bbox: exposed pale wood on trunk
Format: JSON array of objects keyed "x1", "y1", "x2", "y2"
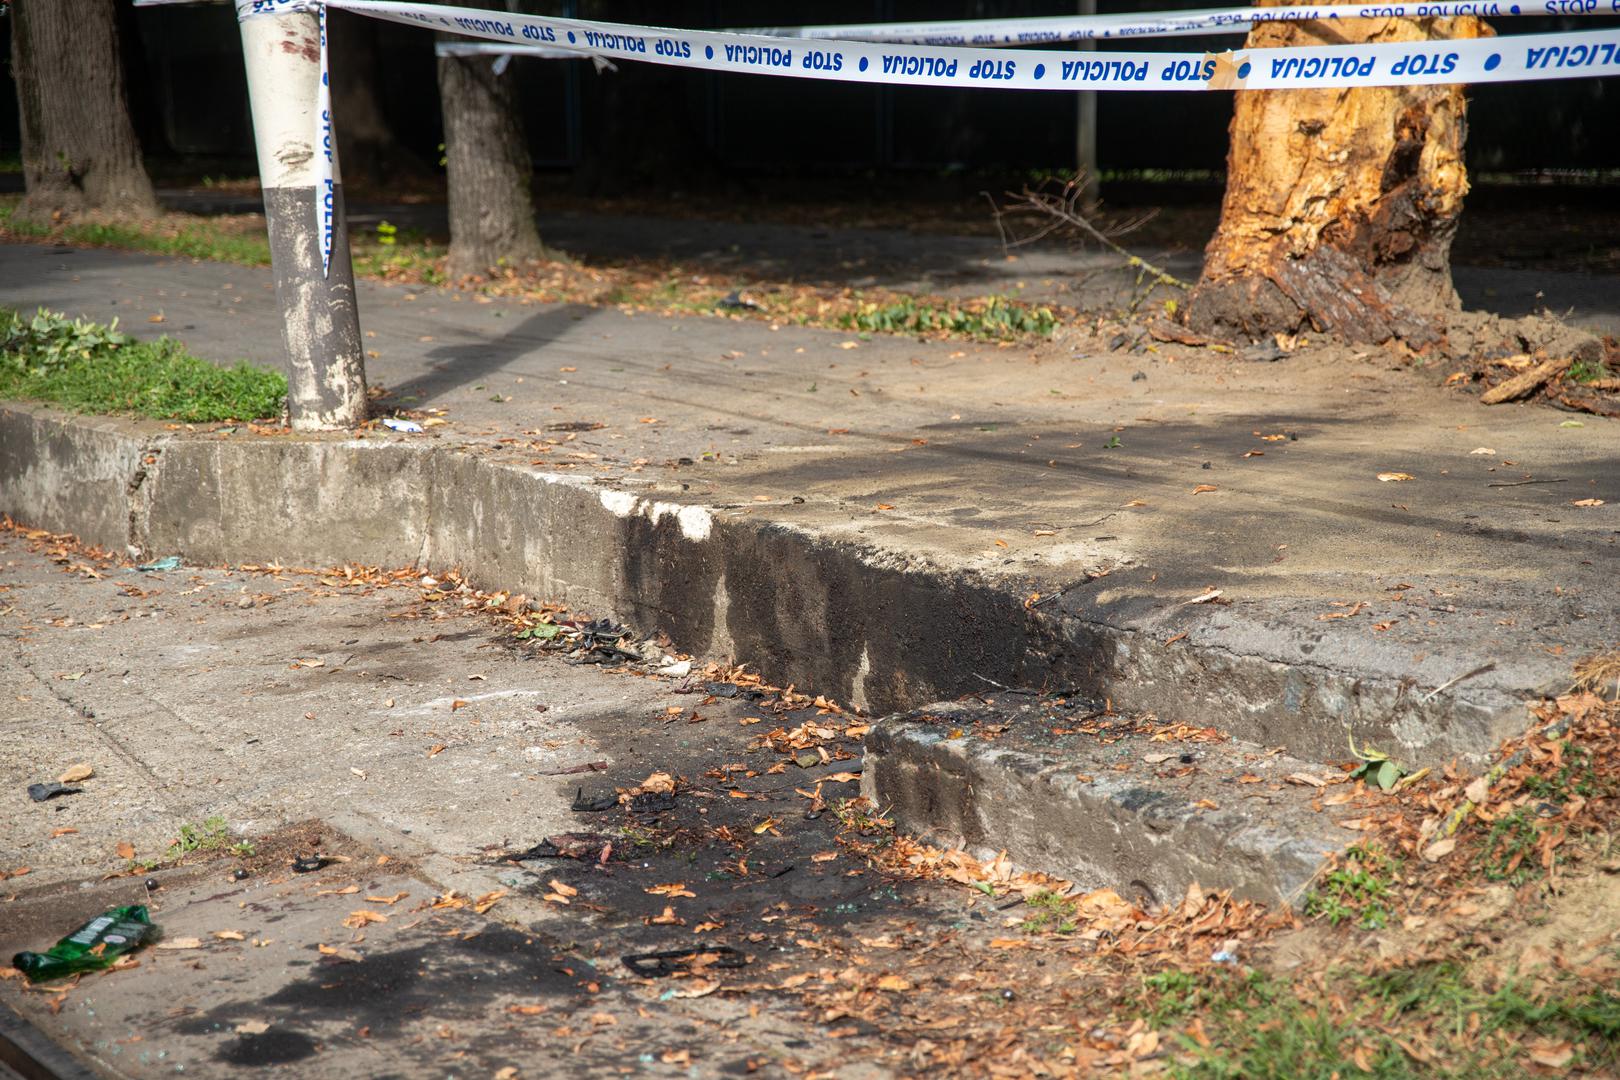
[{"x1": 1186, "y1": 4, "x2": 1491, "y2": 347}]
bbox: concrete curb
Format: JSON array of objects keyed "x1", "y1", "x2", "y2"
[
  {"x1": 1, "y1": 403, "x2": 1532, "y2": 765},
  {"x1": 862, "y1": 700, "x2": 1353, "y2": 906}
]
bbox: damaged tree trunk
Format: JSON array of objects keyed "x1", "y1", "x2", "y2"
[{"x1": 1184, "y1": 8, "x2": 1491, "y2": 348}]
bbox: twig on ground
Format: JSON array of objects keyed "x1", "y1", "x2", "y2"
[
  {"x1": 988, "y1": 180, "x2": 1191, "y2": 306},
  {"x1": 1487, "y1": 478, "x2": 1569, "y2": 488},
  {"x1": 1419, "y1": 662, "x2": 1497, "y2": 704}
]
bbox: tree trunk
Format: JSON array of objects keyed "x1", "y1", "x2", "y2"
[
  {"x1": 436, "y1": 4, "x2": 542, "y2": 281},
  {"x1": 10, "y1": 0, "x2": 158, "y2": 221},
  {"x1": 328, "y1": 11, "x2": 431, "y2": 191},
  {"x1": 1185, "y1": 9, "x2": 1491, "y2": 348}
]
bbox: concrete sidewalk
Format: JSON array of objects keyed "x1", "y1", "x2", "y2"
[
  {"x1": 156, "y1": 189, "x2": 1620, "y2": 333},
  {"x1": 1, "y1": 240, "x2": 1617, "y2": 905}
]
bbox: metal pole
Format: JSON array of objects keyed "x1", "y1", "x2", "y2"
[
  {"x1": 239, "y1": 8, "x2": 368, "y2": 430},
  {"x1": 1076, "y1": 0, "x2": 1100, "y2": 208}
]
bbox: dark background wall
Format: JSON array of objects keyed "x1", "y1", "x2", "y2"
[{"x1": 2, "y1": 3, "x2": 1614, "y2": 184}]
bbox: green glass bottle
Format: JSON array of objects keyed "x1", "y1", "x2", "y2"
[{"x1": 12, "y1": 905, "x2": 154, "y2": 983}]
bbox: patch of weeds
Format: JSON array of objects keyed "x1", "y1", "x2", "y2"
[
  {"x1": 230, "y1": 840, "x2": 257, "y2": 858},
  {"x1": 1478, "y1": 806, "x2": 1545, "y2": 884},
  {"x1": 832, "y1": 797, "x2": 892, "y2": 835},
  {"x1": 351, "y1": 228, "x2": 448, "y2": 286},
  {"x1": 840, "y1": 296, "x2": 1057, "y2": 340},
  {"x1": 0, "y1": 307, "x2": 285, "y2": 421},
  {"x1": 1303, "y1": 843, "x2": 1399, "y2": 930},
  {"x1": 1019, "y1": 889, "x2": 1078, "y2": 935},
  {"x1": 1359, "y1": 960, "x2": 1620, "y2": 1071},
  {"x1": 1569, "y1": 358, "x2": 1613, "y2": 384},
  {"x1": 1521, "y1": 741, "x2": 1601, "y2": 801},
  {"x1": 165, "y1": 815, "x2": 233, "y2": 860}
]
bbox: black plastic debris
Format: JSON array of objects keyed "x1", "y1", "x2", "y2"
[
  {"x1": 27, "y1": 782, "x2": 81, "y2": 802},
  {"x1": 514, "y1": 832, "x2": 616, "y2": 862},
  {"x1": 622, "y1": 946, "x2": 747, "y2": 978},
  {"x1": 717, "y1": 290, "x2": 763, "y2": 312},
  {"x1": 290, "y1": 856, "x2": 328, "y2": 873},
  {"x1": 628, "y1": 791, "x2": 677, "y2": 815},
  {"x1": 571, "y1": 787, "x2": 618, "y2": 813},
  {"x1": 706, "y1": 682, "x2": 740, "y2": 699}
]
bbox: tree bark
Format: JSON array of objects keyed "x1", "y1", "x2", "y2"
[
  {"x1": 328, "y1": 11, "x2": 432, "y2": 190},
  {"x1": 10, "y1": 0, "x2": 158, "y2": 221},
  {"x1": 1185, "y1": 8, "x2": 1491, "y2": 348},
  {"x1": 436, "y1": 3, "x2": 542, "y2": 281}
]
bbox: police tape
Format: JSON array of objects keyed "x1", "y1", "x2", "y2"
[
  {"x1": 172, "y1": 0, "x2": 1620, "y2": 43},
  {"x1": 734, "y1": 0, "x2": 1620, "y2": 45},
  {"x1": 242, "y1": 0, "x2": 1620, "y2": 94},
  {"x1": 229, "y1": 0, "x2": 1620, "y2": 276}
]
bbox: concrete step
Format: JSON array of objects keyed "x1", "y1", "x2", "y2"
[
  {"x1": 862, "y1": 697, "x2": 1361, "y2": 906},
  {"x1": 0, "y1": 404, "x2": 1580, "y2": 772}
]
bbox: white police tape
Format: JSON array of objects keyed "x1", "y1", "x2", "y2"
[
  {"x1": 737, "y1": 1, "x2": 1620, "y2": 45},
  {"x1": 317, "y1": 5, "x2": 335, "y2": 277},
  {"x1": 240, "y1": 0, "x2": 1620, "y2": 94},
  {"x1": 228, "y1": 0, "x2": 1620, "y2": 276}
]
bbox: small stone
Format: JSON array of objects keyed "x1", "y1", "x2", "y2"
[{"x1": 236, "y1": 596, "x2": 255, "y2": 609}]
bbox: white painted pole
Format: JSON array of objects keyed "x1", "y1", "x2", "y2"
[{"x1": 240, "y1": 8, "x2": 369, "y2": 430}]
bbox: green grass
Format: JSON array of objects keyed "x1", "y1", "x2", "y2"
[
  {"x1": 1303, "y1": 843, "x2": 1399, "y2": 930},
  {"x1": 0, "y1": 307, "x2": 285, "y2": 421},
  {"x1": 1127, "y1": 961, "x2": 1620, "y2": 1079},
  {"x1": 165, "y1": 815, "x2": 234, "y2": 860},
  {"x1": 0, "y1": 201, "x2": 272, "y2": 265},
  {"x1": 840, "y1": 295, "x2": 1058, "y2": 339},
  {"x1": 1569, "y1": 358, "x2": 1614, "y2": 384},
  {"x1": 1019, "y1": 889, "x2": 1078, "y2": 935}
]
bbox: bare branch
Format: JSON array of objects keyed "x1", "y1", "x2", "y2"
[{"x1": 989, "y1": 179, "x2": 1191, "y2": 301}]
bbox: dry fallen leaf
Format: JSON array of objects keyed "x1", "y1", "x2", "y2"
[
  {"x1": 1191, "y1": 484, "x2": 1219, "y2": 495},
  {"x1": 1421, "y1": 837, "x2": 1457, "y2": 862},
  {"x1": 1286, "y1": 773, "x2": 1328, "y2": 788},
  {"x1": 342, "y1": 910, "x2": 389, "y2": 929},
  {"x1": 213, "y1": 930, "x2": 247, "y2": 941},
  {"x1": 1377, "y1": 472, "x2": 1415, "y2": 482},
  {"x1": 646, "y1": 882, "x2": 696, "y2": 899},
  {"x1": 365, "y1": 892, "x2": 409, "y2": 905},
  {"x1": 49, "y1": 827, "x2": 77, "y2": 838},
  {"x1": 548, "y1": 880, "x2": 578, "y2": 898},
  {"x1": 317, "y1": 944, "x2": 362, "y2": 963},
  {"x1": 474, "y1": 890, "x2": 507, "y2": 914},
  {"x1": 1572, "y1": 498, "x2": 1605, "y2": 507},
  {"x1": 639, "y1": 771, "x2": 677, "y2": 794},
  {"x1": 875, "y1": 974, "x2": 912, "y2": 992},
  {"x1": 426, "y1": 744, "x2": 447, "y2": 758},
  {"x1": 671, "y1": 978, "x2": 720, "y2": 998},
  {"x1": 58, "y1": 763, "x2": 93, "y2": 783},
  {"x1": 155, "y1": 937, "x2": 204, "y2": 951},
  {"x1": 115, "y1": 841, "x2": 135, "y2": 860},
  {"x1": 235, "y1": 1021, "x2": 270, "y2": 1035}
]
